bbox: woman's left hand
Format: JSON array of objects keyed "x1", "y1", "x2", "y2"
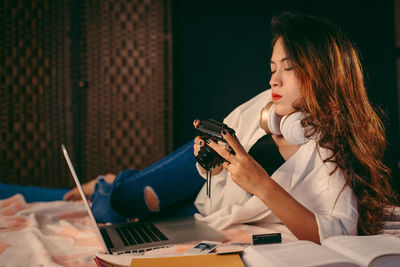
[
  {"x1": 209, "y1": 131, "x2": 320, "y2": 244},
  {"x1": 206, "y1": 130, "x2": 271, "y2": 196}
]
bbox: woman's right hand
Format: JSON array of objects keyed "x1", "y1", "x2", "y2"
[
  {"x1": 193, "y1": 120, "x2": 204, "y2": 157},
  {"x1": 193, "y1": 119, "x2": 223, "y2": 175},
  {"x1": 193, "y1": 136, "x2": 205, "y2": 157}
]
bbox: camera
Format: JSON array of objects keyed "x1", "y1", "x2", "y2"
[{"x1": 195, "y1": 119, "x2": 236, "y2": 171}]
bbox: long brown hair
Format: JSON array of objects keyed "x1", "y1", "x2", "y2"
[{"x1": 271, "y1": 12, "x2": 397, "y2": 234}]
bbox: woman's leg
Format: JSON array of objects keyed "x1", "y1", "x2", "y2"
[
  {"x1": 63, "y1": 173, "x2": 117, "y2": 201},
  {"x1": 109, "y1": 140, "x2": 204, "y2": 219},
  {"x1": 90, "y1": 176, "x2": 130, "y2": 223}
]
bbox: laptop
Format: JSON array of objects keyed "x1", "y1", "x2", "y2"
[{"x1": 61, "y1": 144, "x2": 224, "y2": 255}]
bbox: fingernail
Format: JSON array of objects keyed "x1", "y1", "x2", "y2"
[{"x1": 222, "y1": 129, "x2": 227, "y2": 135}]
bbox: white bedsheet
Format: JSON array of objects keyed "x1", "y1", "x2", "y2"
[
  {"x1": 1, "y1": 194, "x2": 399, "y2": 267},
  {"x1": 0, "y1": 194, "x2": 104, "y2": 267}
]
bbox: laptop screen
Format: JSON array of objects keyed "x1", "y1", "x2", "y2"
[{"x1": 61, "y1": 144, "x2": 108, "y2": 251}]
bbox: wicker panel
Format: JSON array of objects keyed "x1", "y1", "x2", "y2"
[
  {"x1": 0, "y1": 0, "x2": 172, "y2": 187},
  {"x1": 0, "y1": 1, "x2": 74, "y2": 187},
  {"x1": 82, "y1": 0, "x2": 172, "y2": 180}
]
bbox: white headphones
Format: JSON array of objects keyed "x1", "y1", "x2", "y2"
[{"x1": 259, "y1": 101, "x2": 308, "y2": 145}]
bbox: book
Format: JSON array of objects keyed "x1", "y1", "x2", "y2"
[
  {"x1": 94, "y1": 252, "x2": 245, "y2": 267},
  {"x1": 129, "y1": 253, "x2": 244, "y2": 267},
  {"x1": 242, "y1": 235, "x2": 400, "y2": 267}
]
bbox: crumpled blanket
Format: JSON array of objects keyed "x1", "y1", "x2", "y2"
[
  {"x1": 1, "y1": 194, "x2": 399, "y2": 267},
  {"x1": 0, "y1": 194, "x2": 295, "y2": 266},
  {"x1": 0, "y1": 194, "x2": 104, "y2": 267}
]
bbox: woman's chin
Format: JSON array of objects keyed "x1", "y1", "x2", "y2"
[{"x1": 274, "y1": 105, "x2": 294, "y2": 116}]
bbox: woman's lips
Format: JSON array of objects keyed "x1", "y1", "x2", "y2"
[{"x1": 272, "y1": 93, "x2": 282, "y2": 101}]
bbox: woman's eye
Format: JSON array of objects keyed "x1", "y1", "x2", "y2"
[
  {"x1": 284, "y1": 67, "x2": 294, "y2": 71},
  {"x1": 270, "y1": 70, "x2": 276, "y2": 75}
]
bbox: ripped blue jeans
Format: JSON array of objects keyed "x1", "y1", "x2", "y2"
[{"x1": 90, "y1": 140, "x2": 205, "y2": 223}]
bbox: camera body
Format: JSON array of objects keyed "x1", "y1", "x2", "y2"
[{"x1": 195, "y1": 119, "x2": 236, "y2": 171}]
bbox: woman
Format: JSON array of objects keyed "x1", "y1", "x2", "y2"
[
  {"x1": 65, "y1": 12, "x2": 396, "y2": 243},
  {"x1": 193, "y1": 12, "x2": 396, "y2": 243}
]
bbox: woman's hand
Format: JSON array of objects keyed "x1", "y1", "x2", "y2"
[
  {"x1": 205, "y1": 130, "x2": 270, "y2": 196},
  {"x1": 207, "y1": 130, "x2": 320, "y2": 243},
  {"x1": 193, "y1": 119, "x2": 223, "y2": 175},
  {"x1": 193, "y1": 120, "x2": 204, "y2": 157}
]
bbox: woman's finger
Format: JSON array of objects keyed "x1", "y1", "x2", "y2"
[
  {"x1": 221, "y1": 130, "x2": 245, "y2": 154},
  {"x1": 206, "y1": 139, "x2": 233, "y2": 162},
  {"x1": 222, "y1": 161, "x2": 231, "y2": 171},
  {"x1": 194, "y1": 136, "x2": 205, "y2": 146},
  {"x1": 193, "y1": 119, "x2": 200, "y2": 128}
]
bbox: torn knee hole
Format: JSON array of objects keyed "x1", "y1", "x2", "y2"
[{"x1": 144, "y1": 186, "x2": 160, "y2": 212}]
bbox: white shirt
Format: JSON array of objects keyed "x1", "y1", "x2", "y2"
[{"x1": 194, "y1": 89, "x2": 358, "y2": 241}]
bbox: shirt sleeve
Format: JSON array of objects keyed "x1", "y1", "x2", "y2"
[{"x1": 314, "y1": 185, "x2": 358, "y2": 241}]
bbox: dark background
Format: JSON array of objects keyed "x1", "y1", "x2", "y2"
[
  {"x1": 171, "y1": 0, "x2": 400, "y2": 191},
  {"x1": 0, "y1": 0, "x2": 398, "y2": 195}
]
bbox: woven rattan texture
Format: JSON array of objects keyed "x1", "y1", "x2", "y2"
[
  {"x1": 0, "y1": 0, "x2": 172, "y2": 187},
  {"x1": 82, "y1": 0, "x2": 172, "y2": 181},
  {"x1": 0, "y1": 1, "x2": 74, "y2": 187}
]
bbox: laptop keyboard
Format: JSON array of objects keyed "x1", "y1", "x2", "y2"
[
  {"x1": 100, "y1": 228, "x2": 114, "y2": 248},
  {"x1": 115, "y1": 222, "x2": 168, "y2": 246}
]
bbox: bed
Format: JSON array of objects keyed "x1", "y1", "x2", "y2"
[{"x1": 0, "y1": 185, "x2": 399, "y2": 267}]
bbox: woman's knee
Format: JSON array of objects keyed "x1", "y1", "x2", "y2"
[{"x1": 144, "y1": 186, "x2": 160, "y2": 212}]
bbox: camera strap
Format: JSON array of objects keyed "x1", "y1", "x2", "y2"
[{"x1": 206, "y1": 170, "x2": 212, "y2": 198}]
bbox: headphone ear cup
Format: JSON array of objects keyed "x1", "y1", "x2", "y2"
[
  {"x1": 259, "y1": 102, "x2": 282, "y2": 135},
  {"x1": 268, "y1": 104, "x2": 282, "y2": 135},
  {"x1": 280, "y1": 112, "x2": 307, "y2": 145}
]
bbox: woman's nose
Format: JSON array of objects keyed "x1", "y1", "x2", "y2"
[{"x1": 269, "y1": 72, "x2": 281, "y2": 88}]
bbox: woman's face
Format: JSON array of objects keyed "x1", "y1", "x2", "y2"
[{"x1": 269, "y1": 37, "x2": 302, "y2": 116}]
